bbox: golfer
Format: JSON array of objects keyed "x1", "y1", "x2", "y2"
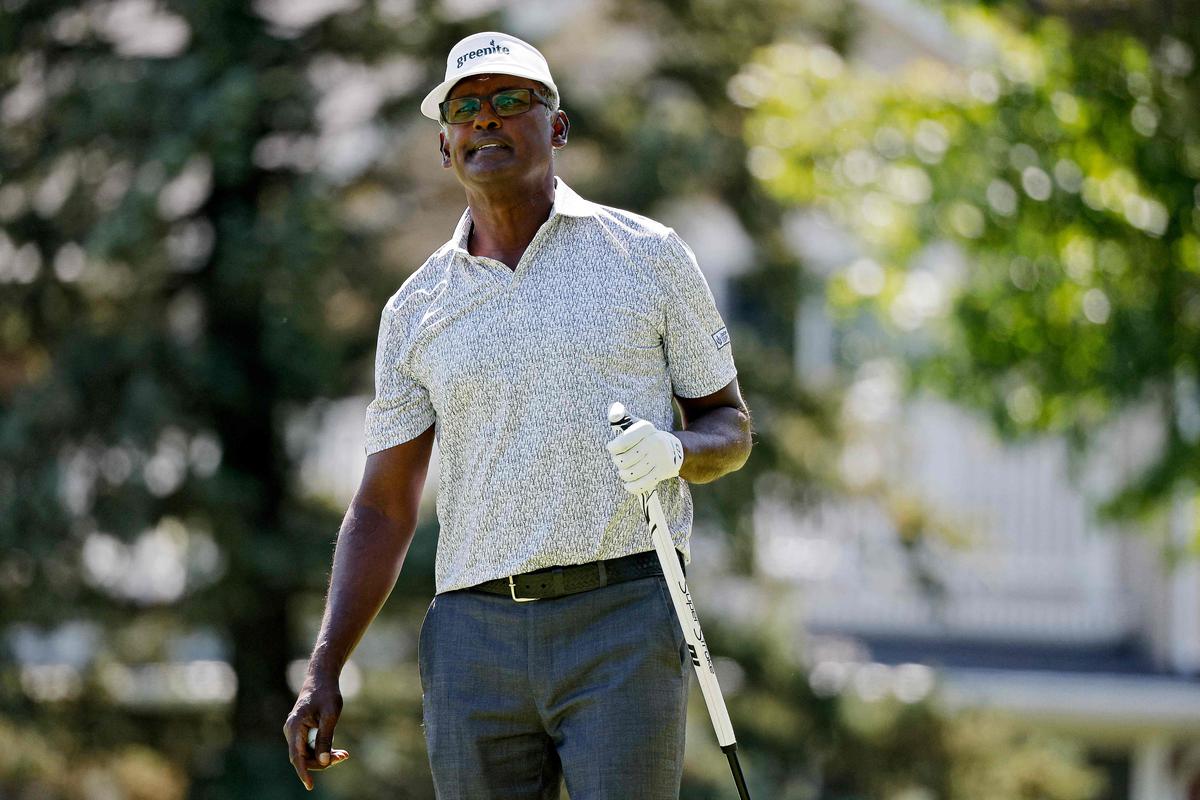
[{"x1": 284, "y1": 31, "x2": 752, "y2": 799}]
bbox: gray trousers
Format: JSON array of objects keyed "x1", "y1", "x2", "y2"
[{"x1": 418, "y1": 574, "x2": 691, "y2": 799}]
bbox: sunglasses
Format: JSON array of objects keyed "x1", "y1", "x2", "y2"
[{"x1": 439, "y1": 88, "x2": 551, "y2": 125}]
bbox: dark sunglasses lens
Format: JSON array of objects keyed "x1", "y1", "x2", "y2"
[
  {"x1": 445, "y1": 97, "x2": 481, "y2": 123},
  {"x1": 492, "y1": 90, "x2": 532, "y2": 116}
]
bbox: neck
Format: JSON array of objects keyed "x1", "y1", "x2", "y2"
[{"x1": 464, "y1": 171, "x2": 556, "y2": 255}]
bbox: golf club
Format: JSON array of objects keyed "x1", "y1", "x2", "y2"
[{"x1": 608, "y1": 402, "x2": 752, "y2": 800}]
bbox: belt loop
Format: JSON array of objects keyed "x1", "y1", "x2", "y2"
[
  {"x1": 551, "y1": 566, "x2": 564, "y2": 595},
  {"x1": 597, "y1": 560, "x2": 607, "y2": 588}
]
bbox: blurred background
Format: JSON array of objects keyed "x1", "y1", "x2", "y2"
[{"x1": 2, "y1": 0, "x2": 1198, "y2": 797}]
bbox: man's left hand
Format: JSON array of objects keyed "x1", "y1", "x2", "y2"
[{"x1": 607, "y1": 418, "x2": 684, "y2": 495}]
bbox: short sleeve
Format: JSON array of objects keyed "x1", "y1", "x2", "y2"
[
  {"x1": 363, "y1": 302, "x2": 436, "y2": 454},
  {"x1": 657, "y1": 231, "x2": 738, "y2": 398}
]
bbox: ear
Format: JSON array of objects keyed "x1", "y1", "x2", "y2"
[
  {"x1": 551, "y1": 110, "x2": 570, "y2": 150},
  {"x1": 438, "y1": 131, "x2": 451, "y2": 167}
]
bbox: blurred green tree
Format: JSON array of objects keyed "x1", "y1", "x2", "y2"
[
  {"x1": 0, "y1": 0, "x2": 420, "y2": 795},
  {"x1": 741, "y1": 1, "x2": 1200, "y2": 544}
]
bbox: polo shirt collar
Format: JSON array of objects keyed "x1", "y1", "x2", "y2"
[
  {"x1": 550, "y1": 178, "x2": 598, "y2": 218},
  {"x1": 448, "y1": 177, "x2": 599, "y2": 253}
]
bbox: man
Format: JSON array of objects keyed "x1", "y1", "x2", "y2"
[{"x1": 284, "y1": 31, "x2": 752, "y2": 798}]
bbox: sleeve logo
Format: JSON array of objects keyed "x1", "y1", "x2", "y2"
[{"x1": 711, "y1": 327, "x2": 730, "y2": 349}]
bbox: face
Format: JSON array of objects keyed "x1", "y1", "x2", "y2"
[{"x1": 438, "y1": 74, "x2": 569, "y2": 189}]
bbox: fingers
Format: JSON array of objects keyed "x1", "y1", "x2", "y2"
[
  {"x1": 611, "y1": 446, "x2": 648, "y2": 470},
  {"x1": 285, "y1": 725, "x2": 351, "y2": 792},
  {"x1": 624, "y1": 474, "x2": 660, "y2": 495},
  {"x1": 313, "y1": 711, "x2": 339, "y2": 767},
  {"x1": 620, "y1": 454, "x2": 664, "y2": 491},
  {"x1": 606, "y1": 419, "x2": 654, "y2": 455},
  {"x1": 286, "y1": 693, "x2": 348, "y2": 792},
  {"x1": 613, "y1": 436, "x2": 674, "y2": 478},
  {"x1": 308, "y1": 749, "x2": 351, "y2": 772},
  {"x1": 285, "y1": 716, "x2": 314, "y2": 791},
  {"x1": 609, "y1": 419, "x2": 681, "y2": 497},
  {"x1": 608, "y1": 415, "x2": 685, "y2": 496},
  {"x1": 619, "y1": 458, "x2": 656, "y2": 484}
]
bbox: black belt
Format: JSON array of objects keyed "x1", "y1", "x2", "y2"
[{"x1": 468, "y1": 550, "x2": 677, "y2": 602}]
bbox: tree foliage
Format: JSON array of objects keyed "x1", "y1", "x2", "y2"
[
  {"x1": 1, "y1": 0, "x2": 424, "y2": 794},
  {"x1": 742, "y1": 3, "x2": 1200, "y2": 536}
]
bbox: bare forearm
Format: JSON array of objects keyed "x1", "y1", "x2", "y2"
[
  {"x1": 675, "y1": 405, "x2": 752, "y2": 484},
  {"x1": 308, "y1": 500, "x2": 416, "y2": 679}
]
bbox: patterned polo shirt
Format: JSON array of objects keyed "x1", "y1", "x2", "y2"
[{"x1": 364, "y1": 178, "x2": 737, "y2": 593}]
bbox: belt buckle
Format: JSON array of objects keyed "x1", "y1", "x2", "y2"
[{"x1": 508, "y1": 575, "x2": 539, "y2": 602}]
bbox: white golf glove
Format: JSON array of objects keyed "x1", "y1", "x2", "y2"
[{"x1": 606, "y1": 416, "x2": 684, "y2": 495}]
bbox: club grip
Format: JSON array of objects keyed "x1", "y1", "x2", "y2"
[{"x1": 607, "y1": 402, "x2": 634, "y2": 434}]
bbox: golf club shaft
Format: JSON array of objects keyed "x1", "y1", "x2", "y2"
[
  {"x1": 608, "y1": 403, "x2": 751, "y2": 800},
  {"x1": 638, "y1": 488, "x2": 737, "y2": 746}
]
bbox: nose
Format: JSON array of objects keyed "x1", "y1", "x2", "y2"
[{"x1": 472, "y1": 102, "x2": 502, "y2": 130}]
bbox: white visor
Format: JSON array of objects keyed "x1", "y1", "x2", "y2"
[{"x1": 421, "y1": 31, "x2": 558, "y2": 121}]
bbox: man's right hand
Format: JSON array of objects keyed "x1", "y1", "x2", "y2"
[{"x1": 284, "y1": 676, "x2": 350, "y2": 792}]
